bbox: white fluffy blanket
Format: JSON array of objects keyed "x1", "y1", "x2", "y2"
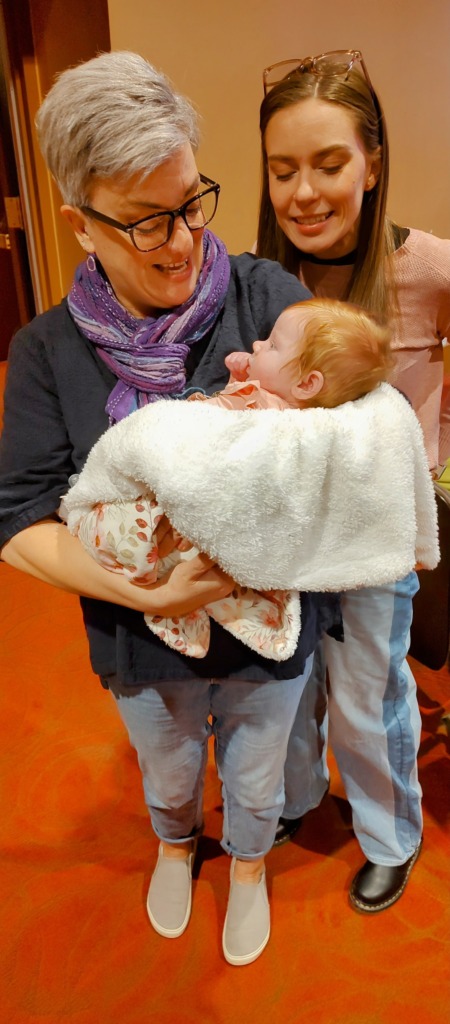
[{"x1": 63, "y1": 383, "x2": 439, "y2": 591}]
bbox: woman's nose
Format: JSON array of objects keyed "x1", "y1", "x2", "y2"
[
  {"x1": 166, "y1": 215, "x2": 194, "y2": 254},
  {"x1": 292, "y1": 173, "x2": 318, "y2": 204}
]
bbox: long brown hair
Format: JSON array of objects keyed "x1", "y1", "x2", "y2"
[{"x1": 257, "y1": 70, "x2": 396, "y2": 321}]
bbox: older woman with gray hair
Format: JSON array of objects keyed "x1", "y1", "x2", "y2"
[{"x1": 0, "y1": 51, "x2": 340, "y2": 966}]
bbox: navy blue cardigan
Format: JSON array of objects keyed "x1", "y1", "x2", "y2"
[{"x1": 0, "y1": 253, "x2": 341, "y2": 684}]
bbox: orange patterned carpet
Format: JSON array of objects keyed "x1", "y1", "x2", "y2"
[{"x1": 1, "y1": 360, "x2": 449, "y2": 1023}]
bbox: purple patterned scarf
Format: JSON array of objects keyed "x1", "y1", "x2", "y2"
[{"x1": 67, "y1": 229, "x2": 230, "y2": 423}]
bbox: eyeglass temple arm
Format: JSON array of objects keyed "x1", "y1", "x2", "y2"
[{"x1": 81, "y1": 206, "x2": 128, "y2": 231}]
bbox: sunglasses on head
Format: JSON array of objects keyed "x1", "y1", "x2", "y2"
[{"x1": 262, "y1": 49, "x2": 374, "y2": 97}]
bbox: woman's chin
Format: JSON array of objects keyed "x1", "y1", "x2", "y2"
[
  {"x1": 288, "y1": 222, "x2": 334, "y2": 254},
  {"x1": 153, "y1": 266, "x2": 201, "y2": 308},
  {"x1": 128, "y1": 276, "x2": 199, "y2": 316}
]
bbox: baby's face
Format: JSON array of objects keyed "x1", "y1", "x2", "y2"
[{"x1": 248, "y1": 308, "x2": 309, "y2": 404}]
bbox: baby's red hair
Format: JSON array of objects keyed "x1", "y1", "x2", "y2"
[{"x1": 287, "y1": 298, "x2": 394, "y2": 408}]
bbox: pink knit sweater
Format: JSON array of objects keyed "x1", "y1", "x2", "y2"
[{"x1": 300, "y1": 227, "x2": 450, "y2": 469}]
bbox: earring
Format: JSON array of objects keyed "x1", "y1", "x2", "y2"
[{"x1": 87, "y1": 254, "x2": 96, "y2": 272}]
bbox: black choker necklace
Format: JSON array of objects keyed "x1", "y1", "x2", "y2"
[{"x1": 299, "y1": 249, "x2": 357, "y2": 266}]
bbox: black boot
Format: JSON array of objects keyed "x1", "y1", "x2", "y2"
[
  {"x1": 273, "y1": 816, "x2": 303, "y2": 848},
  {"x1": 349, "y1": 839, "x2": 423, "y2": 912}
]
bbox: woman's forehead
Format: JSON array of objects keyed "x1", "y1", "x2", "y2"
[
  {"x1": 88, "y1": 144, "x2": 199, "y2": 211},
  {"x1": 265, "y1": 98, "x2": 361, "y2": 152}
]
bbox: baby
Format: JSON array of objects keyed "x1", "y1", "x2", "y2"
[
  {"x1": 62, "y1": 298, "x2": 398, "y2": 660},
  {"x1": 209, "y1": 296, "x2": 392, "y2": 408}
]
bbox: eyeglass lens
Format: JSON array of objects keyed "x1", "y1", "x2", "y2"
[{"x1": 132, "y1": 189, "x2": 218, "y2": 252}]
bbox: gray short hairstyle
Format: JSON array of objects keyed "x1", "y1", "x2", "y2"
[{"x1": 35, "y1": 50, "x2": 201, "y2": 207}]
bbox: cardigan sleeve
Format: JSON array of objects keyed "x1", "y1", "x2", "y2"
[
  {"x1": 0, "y1": 304, "x2": 112, "y2": 548},
  {"x1": 0, "y1": 326, "x2": 76, "y2": 546}
]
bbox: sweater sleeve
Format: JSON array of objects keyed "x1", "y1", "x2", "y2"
[{"x1": 0, "y1": 326, "x2": 76, "y2": 546}]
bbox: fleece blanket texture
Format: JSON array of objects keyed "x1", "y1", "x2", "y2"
[{"x1": 63, "y1": 383, "x2": 439, "y2": 592}]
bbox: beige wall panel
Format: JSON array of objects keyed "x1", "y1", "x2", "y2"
[{"x1": 108, "y1": 0, "x2": 450, "y2": 254}]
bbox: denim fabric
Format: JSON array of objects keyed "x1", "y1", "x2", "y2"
[
  {"x1": 111, "y1": 655, "x2": 313, "y2": 861},
  {"x1": 282, "y1": 640, "x2": 330, "y2": 816},
  {"x1": 282, "y1": 573, "x2": 422, "y2": 865}
]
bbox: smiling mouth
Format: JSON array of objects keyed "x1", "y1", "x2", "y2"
[
  {"x1": 294, "y1": 213, "x2": 333, "y2": 225},
  {"x1": 157, "y1": 259, "x2": 190, "y2": 273}
]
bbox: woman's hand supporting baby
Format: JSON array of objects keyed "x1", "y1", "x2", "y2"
[
  {"x1": 152, "y1": 552, "x2": 234, "y2": 616},
  {"x1": 154, "y1": 514, "x2": 193, "y2": 557},
  {"x1": 1, "y1": 519, "x2": 234, "y2": 619}
]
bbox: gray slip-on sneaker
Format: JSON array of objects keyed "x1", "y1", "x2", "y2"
[
  {"x1": 147, "y1": 841, "x2": 196, "y2": 938},
  {"x1": 222, "y1": 857, "x2": 270, "y2": 966}
]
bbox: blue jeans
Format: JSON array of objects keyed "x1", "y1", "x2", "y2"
[
  {"x1": 111, "y1": 655, "x2": 313, "y2": 861},
  {"x1": 283, "y1": 574, "x2": 422, "y2": 865}
]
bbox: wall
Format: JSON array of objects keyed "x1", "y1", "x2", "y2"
[{"x1": 107, "y1": 0, "x2": 450, "y2": 254}]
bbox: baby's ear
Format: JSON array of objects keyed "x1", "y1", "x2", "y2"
[{"x1": 291, "y1": 370, "x2": 324, "y2": 403}]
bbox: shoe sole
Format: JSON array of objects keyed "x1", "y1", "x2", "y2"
[
  {"x1": 222, "y1": 924, "x2": 271, "y2": 966},
  {"x1": 272, "y1": 828, "x2": 300, "y2": 848},
  {"x1": 349, "y1": 840, "x2": 423, "y2": 914}
]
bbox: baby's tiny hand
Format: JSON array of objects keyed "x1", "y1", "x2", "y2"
[{"x1": 225, "y1": 350, "x2": 250, "y2": 382}]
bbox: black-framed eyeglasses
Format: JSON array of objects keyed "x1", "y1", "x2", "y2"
[
  {"x1": 262, "y1": 49, "x2": 374, "y2": 97},
  {"x1": 81, "y1": 174, "x2": 220, "y2": 253}
]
